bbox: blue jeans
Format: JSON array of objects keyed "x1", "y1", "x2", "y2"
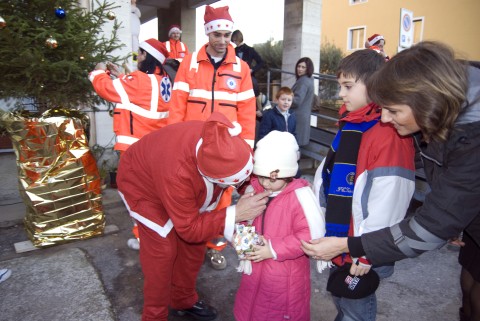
[{"x1": 331, "y1": 265, "x2": 394, "y2": 321}]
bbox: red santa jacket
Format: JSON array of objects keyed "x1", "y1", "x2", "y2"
[
  {"x1": 168, "y1": 43, "x2": 256, "y2": 147},
  {"x1": 89, "y1": 69, "x2": 172, "y2": 151},
  {"x1": 116, "y1": 121, "x2": 237, "y2": 242},
  {"x1": 164, "y1": 39, "x2": 189, "y2": 61}
]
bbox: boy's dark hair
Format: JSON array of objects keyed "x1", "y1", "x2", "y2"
[
  {"x1": 138, "y1": 48, "x2": 165, "y2": 75},
  {"x1": 336, "y1": 49, "x2": 385, "y2": 83},
  {"x1": 275, "y1": 86, "x2": 294, "y2": 99}
]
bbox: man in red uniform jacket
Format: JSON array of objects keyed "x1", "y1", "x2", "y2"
[
  {"x1": 168, "y1": 5, "x2": 256, "y2": 148},
  {"x1": 164, "y1": 24, "x2": 189, "y2": 62},
  {"x1": 117, "y1": 112, "x2": 270, "y2": 321},
  {"x1": 168, "y1": 4, "x2": 258, "y2": 269}
]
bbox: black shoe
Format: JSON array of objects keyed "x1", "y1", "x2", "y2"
[{"x1": 171, "y1": 300, "x2": 218, "y2": 321}]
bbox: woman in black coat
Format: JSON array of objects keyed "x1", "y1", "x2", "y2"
[{"x1": 302, "y1": 41, "x2": 480, "y2": 321}]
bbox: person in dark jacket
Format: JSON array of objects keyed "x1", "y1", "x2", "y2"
[
  {"x1": 258, "y1": 87, "x2": 296, "y2": 142},
  {"x1": 301, "y1": 41, "x2": 480, "y2": 321},
  {"x1": 231, "y1": 30, "x2": 264, "y2": 98}
]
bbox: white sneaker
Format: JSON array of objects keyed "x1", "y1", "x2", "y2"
[
  {"x1": 127, "y1": 238, "x2": 140, "y2": 250},
  {"x1": 0, "y1": 269, "x2": 11, "y2": 283}
]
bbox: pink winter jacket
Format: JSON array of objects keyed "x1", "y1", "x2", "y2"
[{"x1": 234, "y1": 177, "x2": 313, "y2": 321}]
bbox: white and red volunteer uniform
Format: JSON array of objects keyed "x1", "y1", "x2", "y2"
[
  {"x1": 164, "y1": 38, "x2": 189, "y2": 62},
  {"x1": 89, "y1": 68, "x2": 172, "y2": 152},
  {"x1": 169, "y1": 43, "x2": 256, "y2": 147}
]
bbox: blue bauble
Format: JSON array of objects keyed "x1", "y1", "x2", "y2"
[{"x1": 55, "y1": 8, "x2": 66, "y2": 19}]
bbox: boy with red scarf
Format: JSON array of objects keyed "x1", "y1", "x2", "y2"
[{"x1": 311, "y1": 49, "x2": 416, "y2": 321}]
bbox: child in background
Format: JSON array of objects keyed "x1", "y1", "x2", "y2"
[
  {"x1": 257, "y1": 87, "x2": 296, "y2": 142},
  {"x1": 234, "y1": 131, "x2": 326, "y2": 321},
  {"x1": 311, "y1": 49, "x2": 415, "y2": 320}
]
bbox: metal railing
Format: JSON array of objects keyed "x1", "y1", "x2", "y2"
[
  {"x1": 262, "y1": 67, "x2": 340, "y2": 126},
  {"x1": 265, "y1": 68, "x2": 338, "y2": 103}
]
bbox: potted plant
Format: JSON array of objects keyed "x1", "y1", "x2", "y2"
[
  {"x1": 105, "y1": 158, "x2": 118, "y2": 188},
  {"x1": 92, "y1": 144, "x2": 118, "y2": 189}
]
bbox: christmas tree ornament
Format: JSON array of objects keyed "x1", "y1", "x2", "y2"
[
  {"x1": 79, "y1": 56, "x2": 85, "y2": 60},
  {"x1": 106, "y1": 11, "x2": 116, "y2": 20},
  {"x1": 55, "y1": 7, "x2": 66, "y2": 19},
  {"x1": 0, "y1": 16, "x2": 6, "y2": 29},
  {"x1": 45, "y1": 36, "x2": 58, "y2": 49},
  {"x1": 0, "y1": 0, "x2": 124, "y2": 112}
]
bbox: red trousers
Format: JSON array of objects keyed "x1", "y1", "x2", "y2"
[{"x1": 137, "y1": 222, "x2": 206, "y2": 321}]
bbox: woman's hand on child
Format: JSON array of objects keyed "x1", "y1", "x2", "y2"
[{"x1": 300, "y1": 237, "x2": 349, "y2": 260}]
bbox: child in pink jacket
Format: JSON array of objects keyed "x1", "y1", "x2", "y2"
[{"x1": 233, "y1": 131, "x2": 327, "y2": 321}]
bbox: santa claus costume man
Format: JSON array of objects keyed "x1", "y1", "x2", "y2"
[{"x1": 117, "y1": 112, "x2": 270, "y2": 321}]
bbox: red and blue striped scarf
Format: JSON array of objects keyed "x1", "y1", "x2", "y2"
[{"x1": 321, "y1": 103, "x2": 380, "y2": 237}]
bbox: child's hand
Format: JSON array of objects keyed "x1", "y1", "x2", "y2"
[
  {"x1": 350, "y1": 257, "x2": 371, "y2": 276},
  {"x1": 246, "y1": 238, "x2": 272, "y2": 263}
]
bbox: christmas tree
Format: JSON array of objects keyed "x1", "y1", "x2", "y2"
[{"x1": 0, "y1": 0, "x2": 125, "y2": 112}]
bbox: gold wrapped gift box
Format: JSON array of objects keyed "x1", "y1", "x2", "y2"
[{"x1": 1, "y1": 110, "x2": 105, "y2": 247}]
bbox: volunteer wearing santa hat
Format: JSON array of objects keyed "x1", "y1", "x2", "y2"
[
  {"x1": 117, "y1": 112, "x2": 270, "y2": 321},
  {"x1": 365, "y1": 33, "x2": 390, "y2": 60},
  {"x1": 169, "y1": 5, "x2": 256, "y2": 148},
  {"x1": 89, "y1": 38, "x2": 172, "y2": 152},
  {"x1": 168, "y1": 5, "x2": 257, "y2": 270},
  {"x1": 164, "y1": 24, "x2": 189, "y2": 62}
]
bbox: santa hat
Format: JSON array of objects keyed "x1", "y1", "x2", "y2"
[
  {"x1": 168, "y1": 24, "x2": 182, "y2": 37},
  {"x1": 253, "y1": 131, "x2": 299, "y2": 178},
  {"x1": 196, "y1": 112, "x2": 253, "y2": 185},
  {"x1": 139, "y1": 38, "x2": 169, "y2": 64},
  {"x1": 204, "y1": 5, "x2": 234, "y2": 35},
  {"x1": 367, "y1": 34, "x2": 385, "y2": 47}
]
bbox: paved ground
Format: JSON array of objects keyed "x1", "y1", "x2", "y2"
[{"x1": 0, "y1": 151, "x2": 462, "y2": 321}]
